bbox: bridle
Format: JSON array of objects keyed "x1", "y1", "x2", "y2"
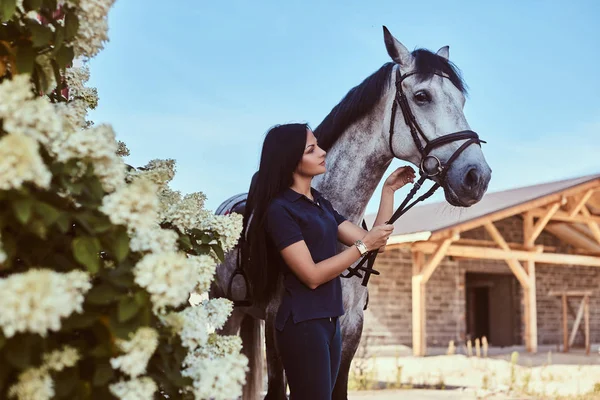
[{"x1": 341, "y1": 65, "x2": 485, "y2": 288}]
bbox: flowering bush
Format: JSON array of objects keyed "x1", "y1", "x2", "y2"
[{"x1": 0, "y1": 1, "x2": 247, "y2": 399}]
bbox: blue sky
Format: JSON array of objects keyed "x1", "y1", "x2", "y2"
[{"x1": 88, "y1": 0, "x2": 600, "y2": 215}]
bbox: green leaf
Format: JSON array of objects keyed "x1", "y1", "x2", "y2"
[
  {"x1": 5, "y1": 336, "x2": 33, "y2": 369},
  {"x1": 55, "y1": 213, "x2": 71, "y2": 233},
  {"x1": 85, "y1": 283, "x2": 121, "y2": 305},
  {"x1": 72, "y1": 236, "x2": 101, "y2": 273},
  {"x1": 34, "y1": 201, "x2": 60, "y2": 226},
  {"x1": 55, "y1": 45, "x2": 74, "y2": 69},
  {"x1": 28, "y1": 22, "x2": 52, "y2": 47},
  {"x1": 211, "y1": 244, "x2": 225, "y2": 263},
  {"x1": 177, "y1": 234, "x2": 192, "y2": 250},
  {"x1": 111, "y1": 229, "x2": 129, "y2": 262},
  {"x1": 53, "y1": 25, "x2": 65, "y2": 53},
  {"x1": 61, "y1": 312, "x2": 97, "y2": 331},
  {"x1": 54, "y1": 367, "x2": 79, "y2": 398},
  {"x1": 64, "y1": 10, "x2": 79, "y2": 41},
  {"x1": 117, "y1": 296, "x2": 140, "y2": 322},
  {"x1": 1, "y1": 0, "x2": 16, "y2": 22},
  {"x1": 92, "y1": 361, "x2": 114, "y2": 386},
  {"x1": 75, "y1": 213, "x2": 111, "y2": 234},
  {"x1": 51, "y1": 59, "x2": 62, "y2": 92},
  {"x1": 83, "y1": 177, "x2": 105, "y2": 203},
  {"x1": 15, "y1": 45, "x2": 35, "y2": 75},
  {"x1": 12, "y1": 197, "x2": 34, "y2": 224}
]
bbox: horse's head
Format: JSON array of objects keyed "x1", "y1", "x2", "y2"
[{"x1": 383, "y1": 26, "x2": 491, "y2": 207}]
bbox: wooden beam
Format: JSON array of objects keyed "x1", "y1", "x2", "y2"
[
  {"x1": 524, "y1": 260, "x2": 538, "y2": 353},
  {"x1": 568, "y1": 190, "x2": 594, "y2": 218},
  {"x1": 411, "y1": 251, "x2": 426, "y2": 357},
  {"x1": 484, "y1": 222, "x2": 530, "y2": 289},
  {"x1": 454, "y1": 238, "x2": 558, "y2": 252},
  {"x1": 545, "y1": 223, "x2": 600, "y2": 253},
  {"x1": 527, "y1": 203, "x2": 561, "y2": 245},
  {"x1": 565, "y1": 297, "x2": 587, "y2": 342},
  {"x1": 562, "y1": 294, "x2": 569, "y2": 352},
  {"x1": 412, "y1": 243, "x2": 600, "y2": 267},
  {"x1": 428, "y1": 179, "x2": 600, "y2": 242},
  {"x1": 584, "y1": 296, "x2": 590, "y2": 355},
  {"x1": 421, "y1": 238, "x2": 453, "y2": 284},
  {"x1": 580, "y1": 206, "x2": 600, "y2": 245},
  {"x1": 523, "y1": 213, "x2": 537, "y2": 353},
  {"x1": 548, "y1": 290, "x2": 594, "y2": 297},
  {"x1": 529, "y1": 209, "x2": 600, "y2": 225},
  {"x1": 568, "y1": 298, "x2": 585, "y2": 347}
]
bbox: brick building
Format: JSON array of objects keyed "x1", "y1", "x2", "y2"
[{"x1": 363, "y1": 174, "x2": 600, "y2": 355}]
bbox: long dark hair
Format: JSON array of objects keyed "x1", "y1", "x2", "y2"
[{"x1": 241, "y1": 123, "x2": 309, "y2": 304}]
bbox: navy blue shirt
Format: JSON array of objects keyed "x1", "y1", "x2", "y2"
[{"x1": 265, "y1": 187, "x2": 347, "y2": 330}]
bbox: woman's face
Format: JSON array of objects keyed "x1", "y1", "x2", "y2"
[{"x1": 295, "y1": 129, "x2": 327, "y2": 177}]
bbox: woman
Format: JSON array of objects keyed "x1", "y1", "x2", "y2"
[{"x1": 243, "y1": 123, "x2": 415, "y2": 399}]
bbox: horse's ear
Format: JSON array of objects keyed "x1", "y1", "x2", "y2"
[
  {"x1": 382, "y1": 26, "x2": 412, "y2": 66},
  {"x1": 436, "y1": 45, "x2": 450, "y2": 60}
]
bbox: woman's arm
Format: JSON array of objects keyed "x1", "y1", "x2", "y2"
[
  {"x1": 337, "y1": 166, "x2": 415, "y2": 247},
  {"x1": 279, "y1": 224, "x2": 395, "y2": 289}
]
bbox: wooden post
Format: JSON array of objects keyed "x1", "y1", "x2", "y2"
[
  {"x1": 523, "y1": 212, "x2": 538, "y2": 353},
  {"x1": 526, "y1": 260, "x2": 538, "y2": 353},
  {"x1": 562, "y1": 294, "x2": 569, "y2": 352},
  {"x1": 411, "y1": 251, "x2": 426, "y2": 356},
  {"x1": 584, "y1": 295, "x2": 590, "y2": 355}
]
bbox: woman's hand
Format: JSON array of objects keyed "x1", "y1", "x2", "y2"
[
  {"x1": 383, "y1": 166, "x2": 416, "y2": 192},
  {"x1": 361, "y1": 224, "x2": 395, "y2": 252}
]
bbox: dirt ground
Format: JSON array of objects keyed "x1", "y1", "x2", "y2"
[{"x1": 347, "y1": 345, "x2": 600, "y2": 399}]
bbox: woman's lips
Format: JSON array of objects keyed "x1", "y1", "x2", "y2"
[{"x1": 320, "y1": 161, "x2": 325, "y2": 166}]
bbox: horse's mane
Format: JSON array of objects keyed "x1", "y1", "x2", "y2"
[{"x1": 314, "y1": 49, "x2": 467, "y2": 151}]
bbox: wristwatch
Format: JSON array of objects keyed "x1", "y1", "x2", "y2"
[{"x1": 354, "y1": 239, "x2": 368, "y2": 256}]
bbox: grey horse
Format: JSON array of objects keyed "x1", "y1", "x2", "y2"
[{"x1": 212, "y1": 26, "x2": 492, "y2": 399}]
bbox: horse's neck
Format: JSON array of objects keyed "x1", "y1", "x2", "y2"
[{"x1": 313, "y1": 100, "x2": 394, "y2": 223}]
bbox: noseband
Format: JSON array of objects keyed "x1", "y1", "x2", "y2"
[{"x1": 342, "y1": 66, "x2": 485, "y2": 289}]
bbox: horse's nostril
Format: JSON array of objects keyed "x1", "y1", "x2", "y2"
[{"x1": 464, "y1": 167, "x2": 480, "y2": 190}]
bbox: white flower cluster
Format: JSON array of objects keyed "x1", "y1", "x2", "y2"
[
  {"x1": 128, "y1": 159, "x2": 176, "y2": 189},
  {"x1": 174, "y1": 298, "x2": 233, "y2": 350},
  {"x1": 197, "y1": 212, "x2": 244, "y2": 253},
  {"x1": 108, "y1": 377, "x2": 157, "y2": 400},
  {"x1": 64, "y1": 65, "x2": 99, "y2": 109},
  {"x1": 160, "y1": 190, "x2": 243, "y2": 257},
  {"x1": 129, "y1": 225, "x2": 179, "y2": 254},
  {"x1": 0, "y1": 133, "x2": 52, "y2": 191},
  {"x1": 196, "y1": 333, "x2": 243, "y2": 359},
  {"x1": 0, "y1": 76, "x2": 124, "y2": 193},
  {"x1": 110, "y1": 327, "x2": 159, "y2": 377},
  {"x1": 66, "y1": 0, "x2": 116, "y2": 58},
  {"x1": 161, "y1": 192, "x2": 208, "y2": 233},
  {"x1": 133, "y1": 252, "x2": 200, "y2": 312},
  {"x1": 42, "y1": 346, "x2": 80, "y2": 372},
  {"x1": 157, "y1": 187, "x2": 182, "y2": 219},
  {"x1": 0, "y1": 75, "x2": 63, "y2": 151},
  {"x1": 100, "y1": 177, "x2": 159, "y2": 233},
  {"x1": 56, "y1": 124, "x2": 126, "y2": 193},
  {"x1": 0, "y1": 269, "x2": 91, "y2": 338},
  {"x1": 54, "y1": 99, "x2": 88, "y2": 132},
  {"x1": 8, "y1": 346, "x2": 80, "y2": 400},
  {"x1": 189, "y1": 255, "x2": 218, "y2": 295},
  {"x1": 182, "y1": 353, "x2": 248, "y2": 400}
]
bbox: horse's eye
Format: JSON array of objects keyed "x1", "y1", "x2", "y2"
[{"x1": 414, "y1": 90, "x2": 431, "y2": 104}]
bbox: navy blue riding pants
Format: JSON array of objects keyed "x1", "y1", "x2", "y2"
[{"x1": 276, "y1": 316, "x2": 342, "y2": 399}]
